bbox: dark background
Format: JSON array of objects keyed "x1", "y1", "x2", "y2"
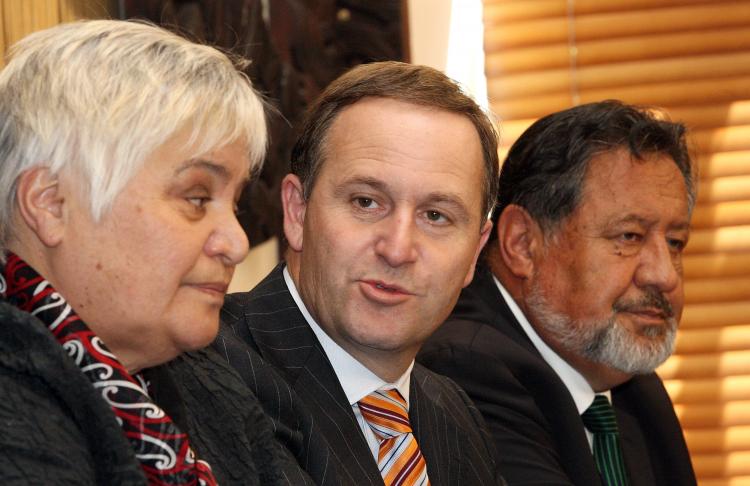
[{"x1": 119, "y1": 0, "x2": 407, "y2": 253}]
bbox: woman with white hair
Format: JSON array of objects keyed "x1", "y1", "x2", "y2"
[{"x1": 0, "y1": 20, "x2": 308, "y2": 485}]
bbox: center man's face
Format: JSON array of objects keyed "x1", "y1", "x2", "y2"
[
  {"x1": 286, "y1": 97, "x2": 491, "y2": 374},
  {"x1": 527, "y1": 148, "x2": 690, "y2": 376}
]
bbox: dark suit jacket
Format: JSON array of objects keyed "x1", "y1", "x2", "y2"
[
  {"x1": 418, "y1": 267, "x2": 697, "y2": 486},
  {"x1": 216, "y1": 264, "x2": 504, "y2": 485},
  {"x1": 146, "y1": 348, "x2": 315, "y2": 485}
]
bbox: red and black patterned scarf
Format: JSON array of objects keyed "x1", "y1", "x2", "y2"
[{"x1": 1, "y1": 252, "x2": 218, "y2": 485}]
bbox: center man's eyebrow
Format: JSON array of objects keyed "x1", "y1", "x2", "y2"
[
  {"x1": 337, "y1": 175, "x2": 472, "y2": 223},
  {"x1": 425, "y1": 193, "x2": 471, "y2": 222},
  {"x1": 334, "y1": 176, "x2": 386, "y2": 196}
]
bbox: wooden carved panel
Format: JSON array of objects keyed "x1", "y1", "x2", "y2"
[{"x1": 119, "y1": 0, "x2": 406, "y2": 247}]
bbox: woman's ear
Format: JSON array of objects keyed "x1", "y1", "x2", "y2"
[
  {"x1": 14, "y1": 167, "x2": 66, "y2": 247},
  {"x1": 281, "y1": 173, "x2": 307, "y2": 252},
  {"x1": 496, "y1": 204, "x2": 543, "y2": 279}
]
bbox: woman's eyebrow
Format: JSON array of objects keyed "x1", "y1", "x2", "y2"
[{"x1": 174, "y1": 159, "x2": 231, "y2": 181}]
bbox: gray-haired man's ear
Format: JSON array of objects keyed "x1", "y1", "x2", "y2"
[{"x1": 496, "y1": 204, "x2": 543, "y2": 280}]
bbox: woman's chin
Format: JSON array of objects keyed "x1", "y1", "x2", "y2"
[{"x1": 174, "y1": 318, "x2": 220, "y2": 353}]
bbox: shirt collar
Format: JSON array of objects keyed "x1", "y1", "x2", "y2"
[
  {"x1": 492, "y1": 276, "x2": 610, "y2": 413},
  {"x1": 283, "y1": 266, "x2": 413, "y2": 407}
]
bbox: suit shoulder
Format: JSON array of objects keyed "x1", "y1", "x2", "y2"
[
  {"x1": 411, "y1": 364, "x2": 502, "y2": 480},
  {"x1": 221, "y1": 292, "x2": 246, "y2": 325},
  {"x1": 222, "y1": 264, "x2": 287, "y2": 314},
  {"x1": 412, "y1": 363, "x2": 475, "y2": 406},
  {"x1": 420, "y1": 314, "x2": 517, "y2": 368},
  {"x1": 615, "y1": 372, "x2": 674, "y2": 405},
  {"x1": 431, "y1": 316, "x2": 487, "y2": 345},
  {"x1": 424, "y1": 279, "x2": 516, "y2": 354},
  {"x1": 222, "y1": 283, "x2": 279, "y2": 320},
  {"x1": 614, "y1": 372, "x2": 682, "y2": 419}
]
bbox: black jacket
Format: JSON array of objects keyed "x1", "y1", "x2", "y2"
[
  {"x1": 418, "y1": 267, "x2": 697, "y2": 486},
  {"x1": 0, "y1": 298, "x2": 307, "y2": 485}
]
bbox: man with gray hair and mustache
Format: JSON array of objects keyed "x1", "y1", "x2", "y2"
[{"x1": 419, "y1": 100, "x2": 697, "y2": 485}]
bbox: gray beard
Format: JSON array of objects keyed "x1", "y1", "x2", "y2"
[{"x1": 525, "y1": 282, "x2": 677, "y2": 375}]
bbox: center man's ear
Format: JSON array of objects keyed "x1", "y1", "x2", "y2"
[
  {"x1": 462, "y1": 218, "x2": 494, "y2": 288},
  {"x1": 497, "y1": 204, "x2": 544, "y2": 279},
  {"x1": 281, "y1": 173, "x2": 307, "y2": 252},
  {"x1": 14, "y1": 167, "x2": 66, "y2": 248}
]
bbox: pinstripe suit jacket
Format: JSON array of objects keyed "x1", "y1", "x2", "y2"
[{"x1": 215, "y1": 264, "x2": 504, "y2": 485}]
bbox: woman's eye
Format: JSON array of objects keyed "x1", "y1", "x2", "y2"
[{"x1": 187, "y1": 197, "x2": 210, "y2": 209}]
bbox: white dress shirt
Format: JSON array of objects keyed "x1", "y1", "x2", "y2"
[
  {"x1": 283, "y1": 267, "x2": 413, "y2": 459},
  {"x1": 492, "y1": 276, "x2": 611, "y2": 449}
]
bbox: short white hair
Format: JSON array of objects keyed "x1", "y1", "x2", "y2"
[{"x1": 0, "y1": 19, "x2": 267, "y2": 250}]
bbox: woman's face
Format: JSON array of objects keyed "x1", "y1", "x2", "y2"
[{"x1": 50, "y1": 132, "x2": 251, "y2": 372}]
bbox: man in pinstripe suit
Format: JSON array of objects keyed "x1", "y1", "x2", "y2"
[{"x1": 215, "y1": 61, "x2": 505, "y2": 485}]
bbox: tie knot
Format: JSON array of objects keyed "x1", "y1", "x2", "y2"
[
  {"x1": 358, "y1": 389, "x2": 411, "y2": 439},
  {"x1": 582, "y1": 395, "x2": 619, "y2": 434}
]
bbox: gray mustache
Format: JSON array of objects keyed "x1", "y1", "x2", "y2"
[{"x1": 613, "y1": 289, "x2": 674, "y2": 318}]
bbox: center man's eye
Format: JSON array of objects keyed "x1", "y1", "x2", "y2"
[
  {"x1": 426, "y1": 210, "x2": 445, "y2": 222},
  {"x1": 356, "y1": 197, "x2": 374, "y2": 208}
]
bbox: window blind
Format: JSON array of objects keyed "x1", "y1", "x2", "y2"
[{"x1": 484, "y1": 1, "x2": 750, "y2": 483}]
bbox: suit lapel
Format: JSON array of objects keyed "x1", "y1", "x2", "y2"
[
  {"x1": 473, "y1": 268, "x2": 692, "y2": 485},
  {"x1": 409, "y1": 373, "x2": 458, "y2": 486},
  {"x1": 292, "y1": 341, "x2": 383, "y2": 485},
  {"x1": 247, "y1": 265, "x2": 383, "y2": 485},
  {"x1": 461, "y1": 268, "x2": 536, "y2": 353},
  {"x1": 614, "y1": 375, "x2": 696, "y2": 486},
  {"x1": 614, "y1": 400, "x2": 657, "y2": 485},
  {"x1": 462, "y1": 268, "x2": 602, "y2": 485}
]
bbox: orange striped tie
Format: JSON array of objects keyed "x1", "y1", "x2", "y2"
[{"x1": 358, "y1": 389, "x2": 430, "y2": 486}]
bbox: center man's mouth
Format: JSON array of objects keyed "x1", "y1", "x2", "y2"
[
  {"x1": 359, "y1": 279, "x2": 415, "y2": 305},
  {"x1": 375, "y1": 282, "x2": 398, "y2": 292}
]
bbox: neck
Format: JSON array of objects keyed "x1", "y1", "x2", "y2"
[
  {"x1": 530, "y1": 322, "x2": 633, "y2": 391},
  {"x1": 486, "y1": 251, "x2": 523, "y2": 298},
  {"x1": 570, "y1": 355, "x2": 633, "y2": 392},
  {"x1": 348, "y1": 345, "x2": 415, "y2": 383},
  {"x1": 491, "y1": 253, "x2": 635, "y2": 392},
  {"x1": 5, "y1": 244, "x2": 147, "y2": 374},
  {"x1": 286, "y1": 258, "x2": 414, "y2": 383}
]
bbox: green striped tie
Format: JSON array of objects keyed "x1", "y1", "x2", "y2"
[{"x1": 581, "y1": 395, "x2": 630, "y2": 486}]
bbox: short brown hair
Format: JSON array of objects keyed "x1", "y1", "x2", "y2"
[{"x1": 290, "y1": 61, "x2": 499, "y2": 219}]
